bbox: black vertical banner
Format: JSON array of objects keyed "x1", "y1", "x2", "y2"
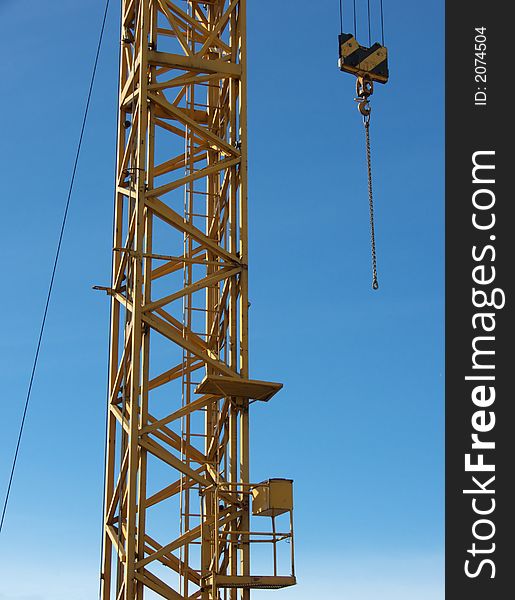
[{"x1": 446, "y1": 2, "x2": 514, "y2": 598}]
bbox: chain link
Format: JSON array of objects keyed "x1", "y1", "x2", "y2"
[{"x1": 364, "y1": 118, "x2": 379, "y2": 290}]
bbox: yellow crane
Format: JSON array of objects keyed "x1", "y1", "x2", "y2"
[
  {"x1": 99, "y1": 1, "x2": 387, "y2": 599},
  {"x1": 99, "y1": 2, "x2": 294, "y2": 599},
  {"x1": 0, "y1": 1, "x2": 389, "y2": 595}
]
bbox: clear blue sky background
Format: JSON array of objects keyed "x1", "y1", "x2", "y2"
[{"x1": 0, "y1": 1, "x2": 443, "y2": 598}]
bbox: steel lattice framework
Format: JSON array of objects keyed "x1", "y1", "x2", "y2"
[{"x1": 100, "y1": 2, "x2": 295, "y2": 599}]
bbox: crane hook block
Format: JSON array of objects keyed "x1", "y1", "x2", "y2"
[{"x1": 338, "y1": 33, "x2": 388, "y2": 84}]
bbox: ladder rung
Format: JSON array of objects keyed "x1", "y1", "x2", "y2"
[{"x1": 185, "y1": 212, "x2": 214, "y2": 219}]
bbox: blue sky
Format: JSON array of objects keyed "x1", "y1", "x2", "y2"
[{"x1": 0, "y1": 1, "x2": 443, "y2": 598}]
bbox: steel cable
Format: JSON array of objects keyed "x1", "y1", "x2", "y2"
[
  {"x1": 0, "y1": 0, "x2": 111, "y2": 536},
  {"x1": 367, "y1": 0, "x2": 371, "y2": 46},
  {"x1": 380, "y1": 0, "x2": 385, "y2": 45}
]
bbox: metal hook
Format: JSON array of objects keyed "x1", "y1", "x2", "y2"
[
  {"x1": 355, "y1": 75, "x2": 373, "y2": 122},
  {"x1": 358, "y1": 99, "x2": 371, "y2": 117},
  {"x1": 356, "y1": 75, "x2": 374, "y2": 99}
]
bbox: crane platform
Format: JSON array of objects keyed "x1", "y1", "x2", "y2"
[
  {"x1": 195, "y1": 375, "x2": 282, "y2": 402},
  {"x1": 205, "y1": 575, "x2": 297, "y2": 589}
]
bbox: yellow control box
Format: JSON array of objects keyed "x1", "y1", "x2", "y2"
[{"x1": 252, "y1": 479, "x2": 293, "y2": 517}]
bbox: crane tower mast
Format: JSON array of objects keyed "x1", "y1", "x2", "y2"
[{"x1": 100, "y1": 2, "x2": 295, "y2": 599}]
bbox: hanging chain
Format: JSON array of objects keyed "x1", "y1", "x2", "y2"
[
  {"x1": 356, "y1": 76, "x2": 379, "y2": 290},
  {"x1": 364, "y1": 119, "x2": 378, "y2": 289}
]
